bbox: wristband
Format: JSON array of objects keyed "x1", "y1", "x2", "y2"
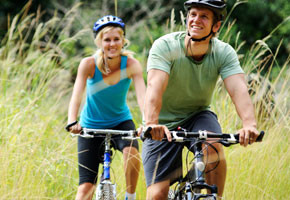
[{"x1": 65, "y1": 121, "x2": 78, "y2": 132}]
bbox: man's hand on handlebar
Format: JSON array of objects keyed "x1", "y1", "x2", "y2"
[
  {"x1": 140, "y1": 125, "x2": 172, "y2": 142},
  {"x1": 238, "y1": 126, "x2": 259, "y2": 147}
]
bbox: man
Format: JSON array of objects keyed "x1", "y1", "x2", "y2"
[{"x1": 142, "y1": 0, "x2": 260, "y2": 199}]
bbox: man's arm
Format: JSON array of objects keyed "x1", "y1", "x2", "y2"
[
  {"x1": 144, "y1": 69, "x2": 172, "y2": 141},
  {"x1": 224, "y1": 73, "x2": 259, "y2": 147}
]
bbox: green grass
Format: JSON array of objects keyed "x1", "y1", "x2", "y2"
[{"x1": 0, "y1": 2, "x2": 289, "y2": 200}]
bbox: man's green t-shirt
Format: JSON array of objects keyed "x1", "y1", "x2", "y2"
[{"x1": 147, "y1": 31, "x2": 244, "y2": 129}]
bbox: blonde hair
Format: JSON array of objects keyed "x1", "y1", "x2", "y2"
[{"x1": 94, "y1": 26, "x2": 134, "y2": 74}]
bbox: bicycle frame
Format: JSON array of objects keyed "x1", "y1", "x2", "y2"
[
  {"x1": 74, "y1": 128, "x2": 138, "y2": 200},
  {"x1": 177, "y1": 141, "x2": 218, "y2": 200},
  {"x1": 170, "y1": 140, "x2": 217, "y2": 200},
  {"x1": 95, "y1": 133, "x2": 117, "y2": 200}
]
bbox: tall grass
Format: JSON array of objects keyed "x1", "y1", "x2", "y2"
[
  {"x1": 210, "y1": 6, "x2": 290, "y2": 199},
  {"x1": 0, "y1": 2, "x2": 289, "y2": 200},
  {"x1": 211, "y1": 60, "x2": 289, "y2": 200},
  {"x1": 0, "y1": 2, "x2": 84, "y2": 199}
]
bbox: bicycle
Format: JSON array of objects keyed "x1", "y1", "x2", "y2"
[
  {"x1": 74, "y1": 128, "x2": 139, "y2": 200},
  {"x1": 141, "y1": 127, "x2": 265, "y2": 200}
]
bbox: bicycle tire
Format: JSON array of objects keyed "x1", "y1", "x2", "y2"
[
  {"x1": 95, "y1": 182, "x2": 116, "y2": 200},
  {"x1": 167, "y1": 189, "x2": 175, "y2": 200}
]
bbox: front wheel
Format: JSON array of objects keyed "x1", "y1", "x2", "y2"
[
  {"x1": 167, "y1": 189, "x2": 175, "y2": 200},
  {"x1": 95, "y1": 181, "x2": 116, "y2": 200},
  {"x1": 167, "y1": 188, "x2": 188, "y2": 200}
]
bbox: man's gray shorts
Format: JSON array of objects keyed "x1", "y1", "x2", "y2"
[{"x1": 142, "y1": 110, "x2": 222, "y2": 187}]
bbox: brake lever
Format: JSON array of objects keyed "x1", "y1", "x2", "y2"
[
  {"x1": 70, "y1": 129, "x2": 84, "y2": 137},
  {"x1": 220, "y1": 140, "x2": 232, "y2": 147}
]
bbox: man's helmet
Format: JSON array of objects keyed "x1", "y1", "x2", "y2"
[
  {"x1": 93, "y1": 15, "x2": 125, "y2": 37},
  {"x1": 184, "y1": 0, "x2": 227, "y2": 21}
]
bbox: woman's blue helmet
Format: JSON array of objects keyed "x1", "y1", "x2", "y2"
[{"x1": 93, "y1": 15, "x2": 125, "y2": 37}]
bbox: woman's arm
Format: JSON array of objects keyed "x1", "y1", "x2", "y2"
[
  {"x1": 67, "y1": 57, "x2": 94, "y2": 133},
  {"x1": 127, "y1": 58, "x2": 146, "y2": 113}
]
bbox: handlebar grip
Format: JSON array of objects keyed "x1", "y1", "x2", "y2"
[
  {"x1": 140, "y1": 127, "x2": 152, "y2": 141},
  {"x1": 256, "y1": 131, "x2": 265, "y2": 142},
  {"x1": 234, "y1": 131, "x2": 265, "y2": 143}
]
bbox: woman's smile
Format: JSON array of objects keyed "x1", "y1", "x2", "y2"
[{"x1": 102, "y1": 29, "x2": 123, "y2": 58}]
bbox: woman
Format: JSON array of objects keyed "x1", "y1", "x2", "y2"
[{"x1": 66, "y1": 15, "x2": 146, "y2": 200}]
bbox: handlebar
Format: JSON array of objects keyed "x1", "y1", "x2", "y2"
[
  {"x1": 141, "y1": 127, "x2": 265, "y2": 147},
  {"x1": 70, "y1": 127, "x2": 265, "y2": 147},
  {"x1": 71, "y1": 128, "x2": 139, "y2": 140}
]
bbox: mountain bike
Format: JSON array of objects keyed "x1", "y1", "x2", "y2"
[
  {"x1": 141, "y1": 127, "x2": 265, "y2": 200},
  {"x1": 75, "y1": 128, "x2": 139, "y2": 200}
]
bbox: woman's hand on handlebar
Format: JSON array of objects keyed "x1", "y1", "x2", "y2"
[{"x1": 68, "y1": 122, "x2": 82, "y2": 134}]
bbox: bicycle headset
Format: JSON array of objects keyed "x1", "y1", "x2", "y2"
[
  {"x1": 184, "y1": 0, "x2": 227, "y2": 42},
  {"x1": 93, "y1": 15, "x2": 125, "y2": 38}
]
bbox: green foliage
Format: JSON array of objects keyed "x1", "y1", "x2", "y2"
[
  {"x1": 2, "y1": 0, "x2": 288, "y2": 75},
  {"x1": 226, "y1": 0, "x2": 290, "y2": 72}
]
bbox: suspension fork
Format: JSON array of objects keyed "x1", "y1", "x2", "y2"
[
  {"x1": 194, "y1": 141, "x2": 205, "y2": 184},
  {"x1": 103, "y1": 134, "x2": 111, "y2": 180},
  {"x1": 192, "y1": 141, "x2": 218, "y2": 197},
  {"x1": 183, "y1": 142, "x2": 206, "y2": 199}
]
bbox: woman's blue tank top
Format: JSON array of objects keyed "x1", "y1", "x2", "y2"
[{"x1": 80, "y1": 55, "x2": 132, "y2": 128}]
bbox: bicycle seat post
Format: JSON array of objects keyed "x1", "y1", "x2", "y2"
[{"x1": 103, "y1": 134, "x2": 112, "y2": 181}]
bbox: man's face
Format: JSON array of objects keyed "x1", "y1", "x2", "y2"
[{"x1": 187, "y1": 7, "x2": 220, "y2": 40}]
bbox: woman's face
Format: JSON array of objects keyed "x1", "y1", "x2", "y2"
[{"x1": 101, "y1": 28, "x2": 124, "y2": 59}]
